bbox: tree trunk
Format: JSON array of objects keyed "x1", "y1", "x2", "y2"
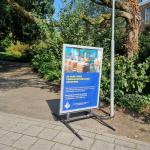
[
  {"x1": 90, "y1": 0, "x2": 141, "y2": 58},
  {"x1": 124, "y1": 0, "x2": 140, "y2": 58},
  {"x1": 125, "y1": 18, "x2": 140, "y2": 58}
]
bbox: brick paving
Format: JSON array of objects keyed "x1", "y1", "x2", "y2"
[{"x1": 0, "y1": 111, "x2": 149, "y2": 150}]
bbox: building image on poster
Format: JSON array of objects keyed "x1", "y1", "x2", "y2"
[{"x1": 60, "y1": 44, "x2": 103, "y2": 114}]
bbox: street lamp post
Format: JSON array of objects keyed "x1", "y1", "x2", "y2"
[{"x1": 110, "y1": 0, "x2": 115, "y2": 117}]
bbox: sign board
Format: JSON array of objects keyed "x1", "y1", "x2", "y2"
[{"x1": 60, "y1": 44, "x2": 103, "y2": 114}]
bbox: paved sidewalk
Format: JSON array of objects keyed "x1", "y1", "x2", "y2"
[{"x1": 0, "y1": 112, "x2": 149, "y2": 150}]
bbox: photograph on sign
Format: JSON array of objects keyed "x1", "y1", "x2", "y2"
[{"x1": 60, "y1": 44, "x2": 103, "y2": 114}]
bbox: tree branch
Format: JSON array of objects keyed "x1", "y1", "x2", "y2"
[
  {"x1": 116, "y1": 11, "x2": 133, "y2": 21},
  {"x1": 79, "y1": 9, "x2": 111, "y2": 25},
  {"x1": 4, "y1": 0, "x2": 62, "y2": 41},
  {"x1": 5, "y1": 0, "x2": 39, "y2": 23},
  {"x1": 5, "y1": 0, "x2": 60, "y2": 27},
  {"x1": 80, "y1": 10, "x2": 132, "y2": 26},
  {"x1": 90, "y1": 0, "x2": 130, "y2": 12},
  {"x1": 90, "y1": 0, "x2": 103, "y2": 5}
]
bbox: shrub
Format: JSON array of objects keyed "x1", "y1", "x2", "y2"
[
  {"x1": 0, "y1": 41, "x2": 32, "y2": 61},
  {"x1": 115, "y1": 56, "x2": 149, "y2": 95},
  {"x1": 6, "y1": 41, "x2": 30, "y2": 57},
  {"x1": 139, "y1": 26, "x2": 150, "y2": 62},
  {"x1": 0, "y1": 34, "x2": 12, "y2": 51},
  {"x1": 31, "y1": 42, "x2": 61, "y2": 81},
  {"x1": 100, "y1": 55, "x2": 150, "y2": 113},
  {"x1": 116, "y1": 94, "x2": 150, "y2": 113}
]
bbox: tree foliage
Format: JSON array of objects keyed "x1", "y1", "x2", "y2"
[{"x1": 0, "y1": 0, "x2": 54, "y2": 43}]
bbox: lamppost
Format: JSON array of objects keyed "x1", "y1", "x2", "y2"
[{"x1": 110, "y1": 0, "x2": 115, "y2": 117}]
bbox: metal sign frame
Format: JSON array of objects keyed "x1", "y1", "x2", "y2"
[{"x1": 60, "y1": 44, "x2": 103, "y2": 114}]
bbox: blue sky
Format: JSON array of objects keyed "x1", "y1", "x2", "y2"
[{"x1": 53, "y1": 0, "x2": 64, "y2": 20}]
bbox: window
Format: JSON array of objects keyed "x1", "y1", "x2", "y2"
[{"x1": 145, "y1": 7, "x2": 150, "y2": 24}]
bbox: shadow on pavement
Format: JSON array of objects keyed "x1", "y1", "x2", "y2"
[
  {"x1": 46, "y1": 99, "x2": 84, "y2": 140},
  {"x1": 0, "y1": 61, "x2": 29, "y2": 72},
  {"x1": 0, "y1": 61, "x2": 60, "y2": 93},
  {"x1": 46, "y1": 99, "x2": 60, "y2": 121}
]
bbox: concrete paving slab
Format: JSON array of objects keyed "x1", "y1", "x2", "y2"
[
  {"x1": 53, "y1": 131, "x2": 75, "y2": 145},
  {"x1": 9, "y1": 122, "x2": 30, "y2": 133},
  {"x1": 38, "y1": 122, "x2": 56, "y2": 129},
  {"x1": 29, "y1": 139, "x2": 55, "y2": 150},
  {"x1": 54, "y1": 125, "x2": 64, "y2": 130},
  {"x1": 115, "y1": 139, "x2": 136, "y2": 149},
  {"x1": 62, "y1": 126, "x2": 79, "y2": 133},
  {"x1": 115, "y1": 145, "x2": 136, "y2": 150},
  {"x1": 0, "y1": 129, "x2": 9, "y2": 138},
  {"x1": 13, "y1": 135, "x2": 37, "y2": 150},
  {"x1": 137, "y1": 144, "x2": 150, "y2": 150},
  {"x1": 38, "y1": 128, "x2": 59, "y2": 140},
  {"x1": 78, "y1": 130, "x2": 95, "y2": 138},
  {"x1": 71, "y1": 136, "x2": 94, "y2": 150},
  {"x1": 1, "y1": 123, "x2": 18, "y2": 131},
  {"x1": 0, "y1": 144, "x2": 12, "y2": 150},
  {"x1": 52, "y1": 143, "x2": 74, "y2": 150},
  {"x1": 95, "y1": 134, "x2": 115, "y2": 143},
  {"x1": 91, "y1": 140, "x2": 115, "y2": 150},
  {"x1": 23, "y1": 125, "x2": 44, "y2": 136},
  {"x1": 0, "y1": 132, "x2": 22, "y2": 146}
]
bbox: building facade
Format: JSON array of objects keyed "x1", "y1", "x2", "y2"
[{"x1": 139, "y1": 0, "x2": 150, "y2": 31}]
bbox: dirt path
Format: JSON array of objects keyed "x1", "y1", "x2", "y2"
[
  {"x1": 0, "y1": 61, "x2": 150, "y2": 143},
  {"x1": 0, "y1": 61, "x2": 59, "y2": 120}
]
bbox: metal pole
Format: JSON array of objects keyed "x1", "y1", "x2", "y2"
[{"x1": 110, "y1": 0, "x2": 115, "y2": 117}]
